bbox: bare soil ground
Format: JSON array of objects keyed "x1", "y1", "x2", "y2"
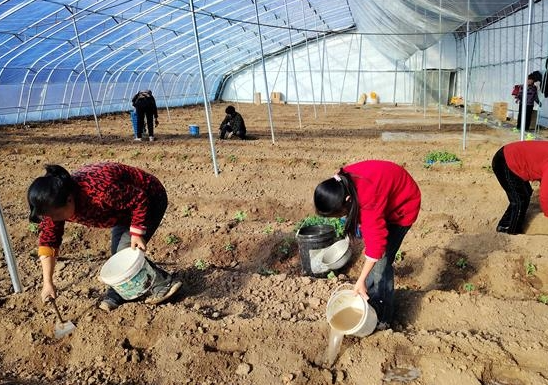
[{"x1": 1, "y1": 102, "x2": 548, "y2": 385}]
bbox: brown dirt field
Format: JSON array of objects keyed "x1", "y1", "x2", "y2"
[{"x1": 1, "y1": 102, "x2": 548, "y2": 385}]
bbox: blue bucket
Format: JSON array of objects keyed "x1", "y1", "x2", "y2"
[{"x1": 189, "y1": 125, "x2": 199, "y2": 137}]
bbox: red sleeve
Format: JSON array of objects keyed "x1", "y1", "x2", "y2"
[{"x1": 38, "y1": 217, "x2": 65, "y2": 248}]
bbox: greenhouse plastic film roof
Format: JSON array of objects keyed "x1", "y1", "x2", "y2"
[{"x1": 0, "y1": 0, "x2": 526, "y2": 124}]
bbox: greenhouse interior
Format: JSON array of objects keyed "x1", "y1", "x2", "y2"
[{"x1": 1, "y1": 1, "x2": 548, "y2": 385}]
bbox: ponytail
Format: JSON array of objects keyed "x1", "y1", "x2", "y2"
[
  {"x1": 27, "y1": 165, "x2": 76, "y2": 223},
  {"x1": 314, "y1": 168, "x2": 360, "y2": 240}
]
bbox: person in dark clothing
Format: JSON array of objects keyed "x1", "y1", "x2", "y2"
[
  {"x1": 132, "y1": 90, "x2": 159, "y2": 141},
  {"x1": 27, "y1": 162, "x2": 182, "y2": 311},
  {"x1": 492, "y1": 141, "x2": 548, "y2": 234},
  {"x1": 515, "y1": 76, "x2": 541, "y2": 131},
  {"x1": 219, "y1": 105, "x2": 246, "y2": 139}
]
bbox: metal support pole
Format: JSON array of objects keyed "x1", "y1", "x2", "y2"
[
  {"x1": 438, "y1": 0, "x2": 442, "y2": 130},
  {"x1": 393, "y1": 60, "x2": 398, "y2": 105},
  {"x1": 320, "y1": 35, "x2": 327, "y2": 113},
  {"x1": 357, "y1": 35, "x2": 363, "y2": 103},
  {"x1": 519, "y1": 0, "x2": 534, "y2": 141},
  {"x1": 340, "y1": 35, "x2": 353, "y2": 104},
  {"x1": 422, "y1": 50, "x2": 426, "y2": 116},
  {"x1": 463, "y1": 16, "x2": 470, "y2": 150},
  {"x1": 301, "y1": 0, "x2": 317, "y2": 118},
  {"x1": 149, "y1": 27, "x2": 171, "y2": 122},
  {"x1": 189, "y1": 0, "x2": 219, "y2": 176},
  {"x1": 69, "y1": 7, "x2": 102, "y2": 139},
  {"x1": 283, "y1": 0, "x2": 302, "y2": 128},
  {"x1": 0, "y1": 204, "x2": 22, "y2": 293},
  {"x1": 254, "y1": 0, "x2": 276, "y2": 143}
]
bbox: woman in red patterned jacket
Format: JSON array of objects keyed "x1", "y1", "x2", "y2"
[
  {"x1": 27, "y1": 162, "x2": 181, "y2": 311},
  {"x1": 314, "y1": 160, "x2": 421, "y2": 330}
]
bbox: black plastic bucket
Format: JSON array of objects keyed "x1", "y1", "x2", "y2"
[{"x1": 296, "y1": 225, "x2": 336, "y2": 276}]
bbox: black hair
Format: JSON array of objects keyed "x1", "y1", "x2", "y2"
[
  {"x1": 313, "y1": 168, "x2": 360, "y2": 239},
  {"x1": 27, "y1": 165, "x2": 76, "y2": 223},
  {"x1": 225, "y1": 105, "x2": 236, "y2": 115}
]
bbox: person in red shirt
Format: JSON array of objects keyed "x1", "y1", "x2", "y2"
[
  {"x1": 314, "y1": 160, "x2": 421, "y2": 330},
  {"x1": 27, "y1": 162, "x2": 182, "y2": 311},
  {"x1": 492, "y1": 141, "x2": 548, "y2": 234}
]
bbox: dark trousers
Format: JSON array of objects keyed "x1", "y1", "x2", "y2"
[
  {"x1": 366, "y1": 223, "x2": 410, "y2": 324},
  {"x1": 516, "y1": 104, "x2": 534, "y2": 131},
  {"x1": 492, "y1": 147, "x2": 532, "y2": 234},
  {"x1": 220, "y1": 124, "x2": 245, "y2": 139},
  {"x1": 136, "y1": 109, "x2": 155, "y2": 138},
  {"x1": 110, "y1": 191, "x2": 170, "y2": 291}
]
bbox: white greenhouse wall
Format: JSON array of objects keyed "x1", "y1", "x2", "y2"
[
  {"x1": 455, "y1": 2, "x2": 548, "y2": 127},
  {"x1": 221, "y1": 33, "x2": 458, "y2": 105}
]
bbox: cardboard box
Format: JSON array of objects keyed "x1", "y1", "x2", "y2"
[
  {"x1": 469, "y1": 102, "x2": 482, "y2": 114},
  {"x1": 253, "y1": 92, "x2": 261, "y2": 105},
  {"x1": 492, "y1": 102, "x2": 508, "y2": 121},
  {"x1": 356, "y1": 93, "x2": 367, "y2": 105},
  {"x1": 270, "y1": 91, "x2": 282, "y2": 104}
]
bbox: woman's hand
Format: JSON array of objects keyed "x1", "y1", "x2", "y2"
[
  {"x1": 353, "y1": 279, "x2": 370, "y2": 300},
  {"x1": 131, "y1": 235, "x2": 147, "y2": 251},
  {"x1": 41, "y1": 282, "x2": 56, "y2": 303}
]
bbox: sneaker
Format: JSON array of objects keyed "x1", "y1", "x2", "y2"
[
  {"x1": 149, "y1": 136, "x2": 155, "y2": 142},
  {"x1": 99, "y1": 288, "x2": 126, "y2": 311},
  {"x1": 226, "y1": 131, "x2": 234, "y2": 139},
  {"x1": 144, "y1": 278, "x2": 182, "y2": 305},
  {"x1": 134, "y1": 137, "x2": 142, "y2": 142}
]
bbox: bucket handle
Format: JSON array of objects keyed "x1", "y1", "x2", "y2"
[{"x1": 327, "y1": 283, "x2": 360, "y2": 306}]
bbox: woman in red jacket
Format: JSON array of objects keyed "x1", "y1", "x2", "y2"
[
  {"x1": 314, "y1": 160, "x2": 421, "y2": 330},
  {"x1": 492, "y1": 140, "x2": 548, "y2": 234},
  {"x1": 27, "y1": 162, "x2": 181, "y2": 311}
]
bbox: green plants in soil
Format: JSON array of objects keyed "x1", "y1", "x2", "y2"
[
  {"x1": 263, "y1": 224, "x2": 273, "y2": 234},
  {"x1": 258, "y1": 267, "x2": 279, "y2": 276},
  {"x1": 234, "y1": 210, "x2": 247, "y2": 222},
  {"x1": 525, "y1": 261, "x2": 537, "y2": 276},
  {"x1": 28, "y1": 223, "x2": 39, "y2": 235},
  {"x1": 194, "y1": 259, "x2": 209, "y2": 271},
  {"x1": 224, "y1": 242, "x2": 235, "y2": 252},
  {"x1": 538, "y1": 294, "x2": 548, "y2": 305},
  {"x1": 275, "y1": 215, "x2": 286, "y2": 223},
  {"x1": 463, "y1": 282, "x2": 476, "y2": 292},
  {"x1": 295, "y1": 215, "x2": 345, "y2": 238},
  {"x1": 327, "y1": 271, "x2": 336, "y2": 280},
  {"x1": 395, "y1": 250, "x2": 403, "y2": 263},
  {"x1": 424, "y1": 150, "x2": 461, "y2": 168},
  {"x1": 165, "y1": 234, "x2": 180, "y2": 245},
  {"x1": 456, "y1": 257, "x2": 468, "y2": 269}
]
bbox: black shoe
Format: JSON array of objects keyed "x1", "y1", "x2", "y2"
[
  {"x1": 144, "y1": 276, "x2": 183, "y2": 305},
  {"x1": 99, "y1": 287, "x2": 126, "y2": 311}
]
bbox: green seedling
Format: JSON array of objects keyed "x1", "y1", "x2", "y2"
[
  {"x1": 194, "y1": 259, "x2": 209, "y2": 271},
  {"x1": 234, "y1": 211, "x2": 247, "y2": 222},
  {"x1": 258, "y1": 267, "x2": 279, "y2": 276},
  {"x1": 463, "y1": 283, "x2": 476, "y2": 292},
  {"x1": 182, "y1": 205, "x2": 192, "y2": 217},
  {"x1": 525, "y1": 262, "x2": 537, "y2": 276},
  {"x1": 395, "y1": 250, "x2": 403, "y2": 263},
  {"x1": 106, "y1": 149, "x2": 115, "y2": 157},
  {"x1": 228, "y1": 154, "x2": 237, "y2": 163},
  {"x1": 275, "y1": 216, "x2": 286, "y2": 224},
  {"x1": 131, "y1": 150, "x2": 141, "y2": 158},
  {"x1": 28, "y1": 223, "x2": 39, "y2": 235},
  {"x1": 482, "y1": 165, "x2": 493, "y2": 173},
  {"x1": 327, "y1": 271, "x2": 336, "y2": 280},
  {"x1": 456, "y1": 257, "x2": 468, "y2": 269},
  {"x1": 424, "y1": 150, "x2": 461, "y2": 168},
  {"x1": 154, "y1": 153, "x2": 165, "y2": 161},
  {"x1": 263, "y1": 224, "x2": 273, "y2": 234},
  {"x1": 165, "y1": 234, "x2": 180, "y2": 245},
  {"x1": 538, "y1": 294, "x2": 548, "y2": 305},
  {"x1": 295, "y1": 215, "x2": 344, "y2": 238},
  {"x1": 224, "y1": 242, "x2": 235, "y2": 252},
  {"x1": 278, "y1": 237, "x2": 294, "y2": 256}
]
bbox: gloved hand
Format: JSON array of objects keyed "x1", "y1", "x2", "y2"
[{"x1": 155, "y1": 119, "x2": 159, "y2": 126}]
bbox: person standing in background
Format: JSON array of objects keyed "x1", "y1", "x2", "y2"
[
  {"x1": 132, "y1": 90, "x2": 159, "y2": 141},
  {"x1": 514, "y1": 75, "x2": 541, "y2": 131}
]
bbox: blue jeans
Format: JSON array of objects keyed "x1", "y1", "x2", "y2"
[{"x1": 366, "y1": 223, "x2": 410, "y2": 324}]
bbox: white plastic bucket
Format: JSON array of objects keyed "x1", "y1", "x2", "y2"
[
  {"x1": 326, "y1": 284, "x2": 378, "y2": 337},
  {"x1": 99, "y1": 247, "x2": 156, "y2": 300}
]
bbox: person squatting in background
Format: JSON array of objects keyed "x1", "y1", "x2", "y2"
[
  {"x1": 27, "y1": 162, "x2": 182, "y2": 311},
  {"x1": 314, "y1": 160, "x2": 421, "y2": 330},
  {"x1": 132, "y1": 90, "x2": 159, "y2": 141},
  {"x1": 219, "y1": 105, "x2": 247, "y2": 140},
  {"x1": 514, "y1": 75, "x2": 541, "y2": 132},
  {"x1": 492, "y1": 141, "x2": 548, "y2": 234}
]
